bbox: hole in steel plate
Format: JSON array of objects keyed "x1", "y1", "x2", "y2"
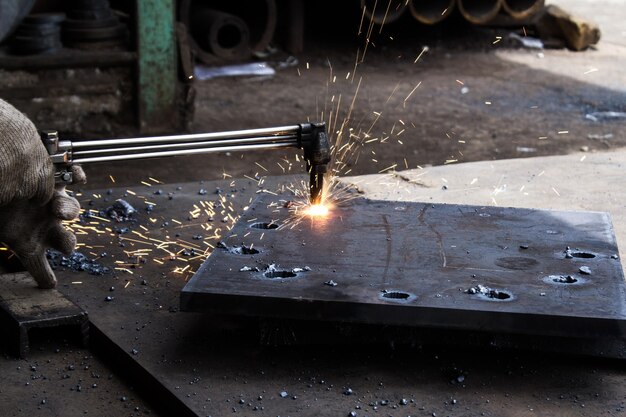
[
  {"x1": 229, "y1": 245, "x2": 260, "y2": 255},
  {"x1": 250, "y1": 222, "x2": 278, "y2": 230},
  {"x1": 264, "y1": 270, "x2": 297, "y2": 279},
  {"x1": 466, "y1": 285, "x2": 513, "y2": 301},
  {"x1": 553, "y1": 275, "x2": 578, "y2": 284},
  {"x1": 382, "y1": 291, "x2": 410, "y2": 300},
  {"x1": 379, "y1": 290, "x2": 416, "y2": 302},
  {"x1": 543, "y1": 274, "x2": 583, "y2": 285},
  {"x1": 484, "y1": 290, "x2": 512, "y2": 300},
  {"x1": 570, "y1": 251, "x2": 596, "y2": 259}
]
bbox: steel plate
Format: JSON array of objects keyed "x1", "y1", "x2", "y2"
[{"x1": 182, "y1": 196, "x2": 626, "y2": 340}]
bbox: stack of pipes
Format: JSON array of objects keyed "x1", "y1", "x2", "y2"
[{"x1": 361, "y1": 0, "x2": 544, "y2": 25}]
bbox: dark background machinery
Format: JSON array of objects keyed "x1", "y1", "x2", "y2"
[{"x1": 0, "y1": 0, "x2": 547, "y2": 138}]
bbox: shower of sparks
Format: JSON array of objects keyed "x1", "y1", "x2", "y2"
[{"x1": 64, "y1": 177, "x2": 248, "y2": 282}]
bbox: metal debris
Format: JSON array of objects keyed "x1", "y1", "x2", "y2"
[
  {"x1": 47, "y1": 250, "x2": 111, "y2": 275},
  {"x1": 217, "y1": 241, "x2": 260, "y2": 255},
  {"x1": 579, "y1": 266, "x2": 592, "y2": 275},
  {"x1": 324, "y1": 280, "x2": 338, "y2": 287},
  {"x1": 587, "y1": 133, "x2": 613, "y2": 140},
  {"x1": 551, "y1": 275, "x2": 578, "y2": 284},
  {"x1": 105, "y1": 199, "x2": 136, "y2": 221},
  {"x1": 509, "y1": 32, "x2": 544, "y2": 49},
  {"x1": 239, "y1": 266, "x2": 259, "y2": 272},
  {"x1": 585, "y1": 111, "x2": 626, "y2": 122}
]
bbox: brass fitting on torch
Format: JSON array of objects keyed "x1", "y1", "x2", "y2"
[{"x1": 298, "y1": 123, "x2": 331, "y2": 205}]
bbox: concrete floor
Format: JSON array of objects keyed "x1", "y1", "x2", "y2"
[{"x1": 2, "y1": 0, "x2": 626, "y2": 416}]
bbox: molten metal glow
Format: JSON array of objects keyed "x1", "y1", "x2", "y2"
[{"x1": 304, "y1": 204, "x2": 330, "y2": 217}]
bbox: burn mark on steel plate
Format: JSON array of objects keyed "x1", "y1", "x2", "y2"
[
  {"x1": 417, "y1": 205, "x2": 447, "y2": 268},
  {"x1": 466, "y1": 285, "x2": 513, "y2": 301},
  {"x1": 495, "y1": 257, "x2": 539, "y2": 270},
  {"x1": 380, "y1": 290, "x2": 417, "y2": 303}
]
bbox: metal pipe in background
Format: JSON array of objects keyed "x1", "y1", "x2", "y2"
[
  {"x1": 501, "y1": 0, "x2": 544, "y2": 20},
  {"x1": 457, "y1": 0, "x2": 502, "y2": 24},
  {"x1": 361, "y1": 0, "x2": 409, "y2": 25},
  {"x1": 190, "y1": 7, "x2": 250, "y2": 60},
  {"x1": 230, "y1": 0, "x2": 276, "y2": 53},
  {"x1": 179, "y1": 0, "x2": 276, "y2": 63},
  {"x1": 409, "y1": 0, "x2": 455, "y2": 25}
]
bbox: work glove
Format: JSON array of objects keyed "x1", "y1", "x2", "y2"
[{"x1": 0, "y1": 98, "x2": 86, "y2": 288}]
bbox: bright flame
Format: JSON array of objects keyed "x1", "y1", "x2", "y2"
[{"x1": 304, "y1": 204, "x2": 330, "y2": 217}]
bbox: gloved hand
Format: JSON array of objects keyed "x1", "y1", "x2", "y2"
[{"x1": 0, "y1": 98, "x2": 86, "y2": 288}]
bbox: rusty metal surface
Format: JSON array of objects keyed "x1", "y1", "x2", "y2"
[{"x1": 182, "y1": 195, "x2": 626, "y2": 340}]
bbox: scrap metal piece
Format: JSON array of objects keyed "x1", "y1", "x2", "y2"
[
  {"x1": 0, "y1": 272, "x2": 88, "y2": 358},
  {"x1": 182, "y1": 195, "x2": 626, "y2": 348}
]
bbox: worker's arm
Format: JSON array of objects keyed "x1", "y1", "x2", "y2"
[{"x1": 0, "y1": 98, "x2": 85, "y2": 288}]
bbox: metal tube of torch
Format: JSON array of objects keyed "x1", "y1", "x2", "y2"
[
  {"x1": 44, "y1": 123, "x2": 329, "y2": 204},
  {"x1": 66, "y1": 125, "x2": 301, "y2": 164}
]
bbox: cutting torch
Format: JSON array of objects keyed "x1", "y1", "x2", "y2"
[{"x1": 41, "y1": 122, "x2": 331, "y2": 204}]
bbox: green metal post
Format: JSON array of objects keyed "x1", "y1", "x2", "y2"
[{"x1": 136, "y1": 0, "x2": 178, "y2": 133}]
